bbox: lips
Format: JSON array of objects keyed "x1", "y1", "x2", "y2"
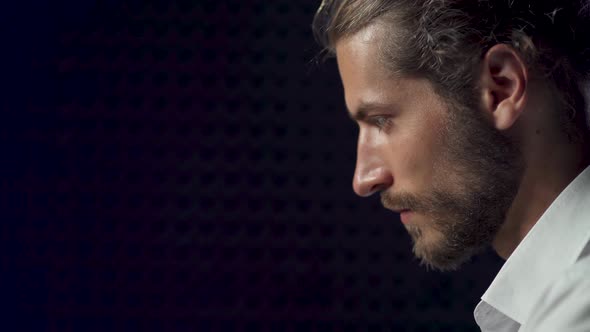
[
  {"x1": 380, "y1": 200, "x2": 413, "y2": 222},
  {"x1": 400, "y1": 210, "x2": 413, "y2": 224}
]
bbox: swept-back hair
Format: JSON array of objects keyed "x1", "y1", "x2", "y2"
[{"x1": 313, "y1": 0, "x2": 590, "y2": 140}]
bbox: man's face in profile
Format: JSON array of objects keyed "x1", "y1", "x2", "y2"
[{"x1": 336, "y1": 23, "x2": 523, "y2": 271}]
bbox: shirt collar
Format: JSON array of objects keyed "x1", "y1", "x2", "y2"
[{"x1": 479, "y1": 165, "x2": 590, "y2": 324}]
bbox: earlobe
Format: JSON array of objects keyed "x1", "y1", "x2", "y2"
[
  {"x1": 479, "y1": 44, "x2": 528, "y2": 131},
  {"x1": 494, "y1": 102, "x2": 520, "y2": 130}
]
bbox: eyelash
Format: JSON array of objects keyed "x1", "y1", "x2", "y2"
[{"x1": 370, "y1": 116, "x2": 393, "y2": 131}]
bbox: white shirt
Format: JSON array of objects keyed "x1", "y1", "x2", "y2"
[{"x1": 474, "y1": 166, "x2": 590, "y2": 332}]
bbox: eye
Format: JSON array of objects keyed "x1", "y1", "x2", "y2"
[{"x1": 369, "y1": 115, "x2": 393, "y2": 132}]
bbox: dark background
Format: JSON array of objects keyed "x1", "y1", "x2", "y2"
[{"x1": 4, "y1": 1, "x2": 504, "y2": 331}]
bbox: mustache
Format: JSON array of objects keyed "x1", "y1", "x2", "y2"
[{"x1": 380, "y1": 191, "x2": 423, "y2": 212}]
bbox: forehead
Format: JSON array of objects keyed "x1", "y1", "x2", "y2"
[
  {"x1": 335, "y1": 23, "x2": 389, "y2": 84},
  {"x1": 335, "y1": 24, "x2": 404, "y2": 112}
]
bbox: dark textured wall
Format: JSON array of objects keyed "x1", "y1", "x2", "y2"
[{"x1": 6, "y1": 1, "x2": 504, "y2": 331}]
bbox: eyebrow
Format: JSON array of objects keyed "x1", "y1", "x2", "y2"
[{"x1": 348, "y1": 102, "x2": 394, "y2": 122}]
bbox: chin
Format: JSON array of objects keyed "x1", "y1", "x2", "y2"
[{"x1": 407, "y1": 224, "x2": 479, "y2": 272}]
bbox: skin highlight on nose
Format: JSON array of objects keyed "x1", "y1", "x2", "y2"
[{"x1": 353, "y1": 166, "x2": 392, "y2": 197}]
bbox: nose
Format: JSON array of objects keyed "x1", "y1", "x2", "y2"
[{"x1": 352, "y1": 132, "x2": 393, "y2": 197}]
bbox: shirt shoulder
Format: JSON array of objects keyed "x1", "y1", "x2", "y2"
[{"x1": 520, "y1": 254, "x2": 590, "y2": 332}]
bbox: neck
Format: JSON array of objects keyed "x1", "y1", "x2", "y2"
[{"x1": 492, "y1": 134, "x2": 590, "y2": 259}]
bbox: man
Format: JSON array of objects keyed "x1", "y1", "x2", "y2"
[{"x1": 312, "y1": 0, "x2": 590, "y2": 331}]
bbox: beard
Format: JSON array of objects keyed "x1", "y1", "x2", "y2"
[{"x1": 382, "y1": 100, "x2": 524, "y2": 271}]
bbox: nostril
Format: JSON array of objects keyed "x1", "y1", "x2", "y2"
[
  {"x1": 369, "y1": 183, "x2": 385, "y2": 196},
  {"x1": 353, "y1": 166, "x2": 393, "y2": 197}
]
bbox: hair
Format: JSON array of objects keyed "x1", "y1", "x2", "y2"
[{"x1": 313, "y1": 0, "x2": 590, "y2": 141}]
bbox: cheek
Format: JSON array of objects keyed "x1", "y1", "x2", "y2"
[{"x1": 386, "y1": 118, "x2": 448, "y2": 189}]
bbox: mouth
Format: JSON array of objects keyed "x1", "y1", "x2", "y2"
[
  {"x1": 399, "y1": 209, "x2": 413, "y2": 224},
  {"x1": 381, "y1": 200, "x2": 413, "y2": 216},
  {"x1": 386, "y1": 207, "x2": 410, "y2": 214}
]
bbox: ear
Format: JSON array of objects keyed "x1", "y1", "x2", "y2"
[{"x1": 479, "y1": 44, "x2": 528, "y2": 131}]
